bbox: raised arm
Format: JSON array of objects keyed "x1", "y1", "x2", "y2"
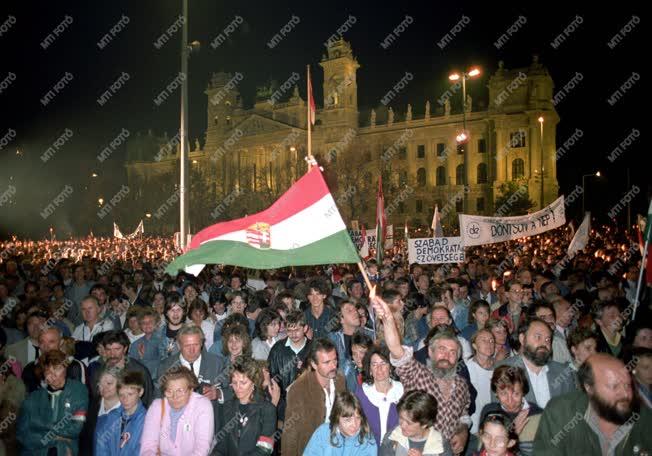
[{"x1": 371, "y1": 294, "x2": 405, "y2": 360}]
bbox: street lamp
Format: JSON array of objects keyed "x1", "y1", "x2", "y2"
[
  {"x1": 98, "y1": 197, "x2": 104, "y2": 206},
  {"x1": 448, "y1": 67, "x2": 481, "y2": 214},
  {"x1": 145, "y1": 213, "x2": 152, "y2": 218},
  {"x1": 91, "y1": 172, "x2": 98, "y2": 178},
  {"x1": 581, "y1": 171, "x2": 601, "y2": 215},
  {"x1": 538, "y1": 116, "x2": 544, "y2": 209},
  {"x1": 178, "y1": 0, "x2": 200, "y2": 249}
]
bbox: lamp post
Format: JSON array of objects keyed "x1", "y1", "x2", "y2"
[
  {"x1": 178, "y1": 0, "x2": 200, "y2": 249},
  {"x1": 538, "y1": 116, "x2": 544, "y2": 209},
  {"x1": 449, "y1": 67, "x2": 480, "y2": 214},
  {"x1": 581, "y1": 171, "x2": 601, "y2": 215}
]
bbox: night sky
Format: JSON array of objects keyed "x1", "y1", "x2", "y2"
[{"x1": 0, "y1": 1, "x2": 646, "y2": 238}]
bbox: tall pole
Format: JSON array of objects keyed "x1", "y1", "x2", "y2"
[
  {"x1": 179, "y1": 0, "x2": 189, "y2": 249},
  {"x1": 461, "y1": 74, "x2": 468, "y2": 214},
  {"x1": 627, "y1": 167, "x2": 631, "y2": 229},
  {"x1": 539, "y1": 117, "x2": 544, "y2": 210},
  {"x1": 307, "y1": 65, "x2": 312, "y2": 160}
]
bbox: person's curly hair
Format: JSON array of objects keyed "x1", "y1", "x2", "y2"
[{"x1": 221, "y1": 324, "x2": 252, "y2": 357}]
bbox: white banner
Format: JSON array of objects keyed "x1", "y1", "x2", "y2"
[
  {"x1": 459, "y1": 196, "x2": 566, "y2": 247},
  {"x1": 408, "y1": 237, "x2": 465, "y2": 264},
  {"x1": 349, "y1": 225, "x2": 394, "y2": 251}
]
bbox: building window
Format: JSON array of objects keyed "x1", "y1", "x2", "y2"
[
  {"x1": 456, "y1": 164, "x2": 465, "y2": 185},
  {"x1": 436, "y1": 143, "x2": 446, "y2": 157},
  {"x1": 455, "y1": 200, "x2": 463, "y2": 213},
  {"x1": 399, "y1": 147, "x2": 407, "y2": 160},
  {"x1": 400, "y1": 171, "x2": 408, "y2": 186},
  {"x1": 364, "y1": 150, "x2": 371, "y2": 161},
  {"x1": 399, "y1": 202, "x2": 405, "y2": 214},
  {"x1": 417, "y1": 144, "x2": 425, "y2": 158},
  {"x1": 436, "y1": 166, "x2": 446, "y2": 186},
  {"x1": 417, "y1": 168, "x2": 426, "y2": 187},
  {"x1": 510, "y1": 130, "x2": 526, "y2": 148},
  {"x1": 512, "y1": 158, "x2": 525, "y2": 179},
  {"x1": 478, "y1": 138, "x2": 486, "y2": 153},
  {"x1": 476, "y1": 197, "x2": 485, "y2": 212},
  {"x1": 416, "y1": 200, "x2": 423, "y2": 213},
  {"x1": 477, "y1": 163, "x2": 488, "y2": 184}
]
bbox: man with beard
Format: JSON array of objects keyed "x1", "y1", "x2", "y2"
[
  {"x1": 281, "y1": 338, "x2": 346, "y2": 456},
  {"x1": 89, "y1": 330, "x2": 154, "y2": 406},
  {"x1": 534, "y1": 353, "x2": 652, "y2": 454},
  {"x1": 495, "y1": 317, "x2": 575, "y2": 409},
  {"x1": 372, "y1": 294, "x2": 471, "y2": 455}
]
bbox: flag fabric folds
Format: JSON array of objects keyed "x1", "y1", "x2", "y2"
[
  {"x1": 165, "y1": 166, "x2": 359, "y2": 275},
  {"x1": 567, "y1": 212, "x2": 590, "y2": 258},
  {"x1": 431, "y1": 204, "x2": 443, "y2": 237}
]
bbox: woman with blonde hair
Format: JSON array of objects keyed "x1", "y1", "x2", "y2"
[{"x1": 141, "y1": 365, "x2": 214, "y2": 455}]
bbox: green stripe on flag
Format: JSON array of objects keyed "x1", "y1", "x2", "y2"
[{"x1": 165, "y1": 230, "x2": 359, "y2": 273}]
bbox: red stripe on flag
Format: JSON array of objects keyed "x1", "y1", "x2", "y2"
[
  {"x1": 188, "y1": 167, "x2": 330, "y2": 250},
  {"x1": 308, "y1": 70, "x2": 316, "y2": 125}
]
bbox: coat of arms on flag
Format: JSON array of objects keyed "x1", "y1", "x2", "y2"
[{"x1": 246, "y1": 222, "x2": 271, "y2": 249}]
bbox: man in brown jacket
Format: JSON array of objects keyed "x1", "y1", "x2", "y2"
[{"x1": 280, "y1": 338, "x2": 347, "y2": 455}]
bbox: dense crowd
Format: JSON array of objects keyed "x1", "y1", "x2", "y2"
[{"x1": 0, "y1": 225, "x2": 651, "y2": 456}]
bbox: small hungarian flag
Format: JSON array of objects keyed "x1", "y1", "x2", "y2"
[
  {"x1": 431, "y1": 204, "x2": 443, "y2": 237},
  {"x1": 376, "y1": 176, "x2": 386, "y2": 264},
  {"x1": 359, "y1": 224, "x2": 369, "y2": 259},
  {"x1": 308, "y1": 66, "x2": 316, "y2": 126},
  {"x1": 165, "y1": 166, "x2": 359, "y2": 275}
]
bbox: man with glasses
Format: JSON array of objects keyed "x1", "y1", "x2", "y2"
[{"x1": 491, "y1": 281, "x2": 527, "y2": 334}]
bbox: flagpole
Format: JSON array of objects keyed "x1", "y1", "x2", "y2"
[
  {"x1": 307, "y1": 64, "x2": 312, "y2": 161},
  {"x1": 632, "y1": 236, "x2": 649, "y2": 320},
  {"x1": 632, "y1": 198, "x2": 652, "y2": 320},
  {"x1": 357, "y1": 261, "x2": 374, "y2": 293}
]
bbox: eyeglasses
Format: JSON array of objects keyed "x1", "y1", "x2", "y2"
[{"x1": 164, "y1": 387, "x2": 189, "y2": 397}]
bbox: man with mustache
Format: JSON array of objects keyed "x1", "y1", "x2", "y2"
[
  {"x1": 281, "y1": 338, "x2": 346, "y2": 456},
  {"x1": 534, "y1": 353, "x2": 652, "y2": 454},
  {"x1": 372, "y1": 294, "x2": 471, "y2": 455},
  {"x1": 89, "y1": 330, "x2": 154, "y2": 407},
  {"x1": 494, "y1": 317, "x2": 575, "y2": 408}
]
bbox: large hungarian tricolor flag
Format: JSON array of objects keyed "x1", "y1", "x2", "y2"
[
  {"x1": 376, "y1": 176, "x2": 386, "y2": 264},
  {"x1": 165, "y1": 166, "x2": 359, "y2": 275}
]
